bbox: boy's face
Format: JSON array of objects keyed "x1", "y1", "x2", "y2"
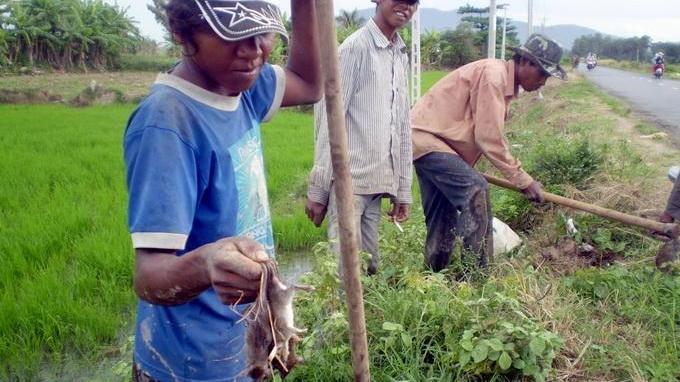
[
  {"x1": 190, "y1": 31, "x2": 275, "y2": 95},
  {"x1": 376, "y1": 0, "x2": 419, "y2": 29}
]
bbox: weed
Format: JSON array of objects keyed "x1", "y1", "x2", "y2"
[
  {"x1": 529, "y1": 139, "x2": 603, "y2": 188},
  {"x1": 118, "y1": 53, "x2": 178, "y2": 72},
  {"x1": 287, "y1": 222, "x2": 564, "y2": 381},
  {"x1": 635, "y1": 122, "x2": 659, "y2": 135}
]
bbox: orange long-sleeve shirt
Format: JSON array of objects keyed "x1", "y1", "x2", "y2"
[{"x1": 411, "y1": 59, "x2": 534, "y2": 189}]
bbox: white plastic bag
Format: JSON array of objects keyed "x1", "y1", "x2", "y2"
[{"x1": 492, "y1": 217, "x2": 522, "y2": 255}]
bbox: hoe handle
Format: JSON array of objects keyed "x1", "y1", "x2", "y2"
[{"x1": 484, "y1": 174, "x2": 680, "y2": 238}]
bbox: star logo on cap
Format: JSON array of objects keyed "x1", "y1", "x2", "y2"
[{"x1": 212, "y1": 2, "x2": 273, "y2": 28}]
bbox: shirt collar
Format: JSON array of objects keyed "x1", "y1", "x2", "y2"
[
  {"x1": 366, "y1": 18, "x2": 406, "y2": 51},
  {"x1": 154, "y1": 73, "x2": 241, "y2": 111},
  {"x1": 505, "y1": 60, "x2": 517, "y2": 98}
]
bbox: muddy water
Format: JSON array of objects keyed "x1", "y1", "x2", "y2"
[
  {"x1": 277, "y1": 250, "x2": 315, "y2": 284},
  {"x1": 42, "y1": 250, "x2": 317, "y2": 380}
]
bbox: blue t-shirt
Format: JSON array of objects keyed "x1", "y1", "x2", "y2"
[{"x1": 124, "y1": 64, "x2": 285, "y2": 382}]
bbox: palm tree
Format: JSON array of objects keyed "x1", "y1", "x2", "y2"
[
  {"x1": 421, "y1": 30, "x2": 442, "y2": 68},
  {"x1": 335, "y1": 9, "x2": 365, "y2": 30},
  {"x1": 0, "y1": 2, "x2": 14, "y2": 65},
  {"x1": 147, "y1": 0, "x2": 169, "y2": 40},
  {"x1": 1, "y1": 0, "x2": 139, "y2": 70}
]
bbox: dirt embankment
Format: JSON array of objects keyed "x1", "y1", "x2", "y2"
[{"x1": 0, "y1": 71, "x2": 156, "y2": 105}]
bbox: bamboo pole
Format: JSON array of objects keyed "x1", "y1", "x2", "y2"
[{"x1": 315, "y1": 0, "x2": 371, "y2": 380}]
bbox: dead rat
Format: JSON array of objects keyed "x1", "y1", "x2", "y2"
[{"x1": 242, "y1": 260, "x2": 314, "y2": 381}]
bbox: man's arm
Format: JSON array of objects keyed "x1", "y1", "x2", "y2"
[
  {"x1": 395, "y1": 58, "x2": 413, "y2": 221},
  {"x1": 134, "y1": 237, "x2": 268, "y2": 306},
  {"x1": 473, "y1": 73, "x2": 543, "y2": 202},
  {"x1": 305, "y1": 43, "x2": 362, "y2": 225},
  {"x1": 281, "y1": 0, "x2": 322, "y2": 106}
]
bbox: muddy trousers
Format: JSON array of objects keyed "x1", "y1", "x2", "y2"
[
  {"x1": 414, "y1": 152, "x2": 493, "y2": 272},
  {"x1": 665, "y1": 175, "x2": 680, "y2": 220}
]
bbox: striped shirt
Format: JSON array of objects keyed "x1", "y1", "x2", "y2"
[{"x1": 308, "y1": 19, "x2": 413, "y2": 205}]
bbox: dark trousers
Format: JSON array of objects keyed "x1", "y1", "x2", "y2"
[
  {"x1": 414, "y1": 152, "x2": 493, "y2": 272},
  {"x1": 666, "y1": 175, "x2": 680, "y2": 220}
]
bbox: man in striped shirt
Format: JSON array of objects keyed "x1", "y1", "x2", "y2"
[
  {"x1": 410, "y1": 34, "x2": 566, "y2": 272},
  {"x1": 305, "y1": 0, "x2": 418, "y2": 275}
]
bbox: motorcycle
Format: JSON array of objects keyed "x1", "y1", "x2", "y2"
[
  {"x1": 586, "y1": 59, "x2": 596, "y2": 71},
  {"x1": 653, "y1": 63, "x2": 665, "y2": 79}
]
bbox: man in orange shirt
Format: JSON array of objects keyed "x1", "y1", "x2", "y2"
[{"x1": 410, "y1": 34, "x2": 566, "y2": 272}]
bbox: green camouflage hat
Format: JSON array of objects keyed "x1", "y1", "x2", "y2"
[{"x1": 513, "y1": 33, "x2": 566, "y2": 80}]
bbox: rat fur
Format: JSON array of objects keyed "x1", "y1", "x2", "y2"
[{"x1": 242, "y1": 260, "x2": 313, "y2": 381}]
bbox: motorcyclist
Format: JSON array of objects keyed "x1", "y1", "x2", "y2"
[
  {"x1": 653, "y1": 51, "x2": 665, "y2": 77},
  {"x1": 572, "y1": 54, "x2": 580, "y2": 69},
  {"x1": 586, "y1": 52, "x2": 597, "y2": 70},
  {"x1": 654, "y1": 51, "x2": 665, "y2": 66}
]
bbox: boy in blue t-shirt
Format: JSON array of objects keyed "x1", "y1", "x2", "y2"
[{"x1": 123, "y1": 1, "x2": 321, "y2": 381}]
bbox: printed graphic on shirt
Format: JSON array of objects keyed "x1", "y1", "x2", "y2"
[{"x1": 229, "y1": 124, "x2": 275, "y2": 255}]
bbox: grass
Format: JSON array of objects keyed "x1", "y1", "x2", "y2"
[
  {"x1": 0, "y1": 72, "x2": 157, "y2": 102},
  {"x1": 0, "y1": 104, "x2": 323, "y2": 379},
  {"x1": 635, "y1": 121, "x2": 661, "y2": 136},
  {"x1": 422, "y1": 71, "x2": 448, "y2": 93},
  {"x1": 599, "y1": 58, "x2": 680, "y2": 78},
  {"x1": 118, "y1": 53, "x2": 178, "y2": 73},
  {"x1": 287, "y1": 74, "x2": 680, "y2": 381},
  {"x1": 0, "y1": 105, "x2": 136, "y2": 378},
  {"x1": 3, "y1": 70, "x2": 680, "y2": 381},
  {"x1": 264, "y1": 111, "x2": 326, "y2": 250}
]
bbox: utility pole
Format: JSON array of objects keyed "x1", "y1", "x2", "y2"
[
  {"x1": 527, "y1": 0, "x2": 534, "y2": 35},
  {"x1": 500, "y1": 4, "x2": 508, "y2": 60},
  {"x1": 541, "y1": 16, "x2": 546, "y2": 34},
  {"x1": 488, "y1": 0, "x2": 497, "y2": 59},
  {"x1": 411, "y1": 8, "x2": 421, "y2": 103}
]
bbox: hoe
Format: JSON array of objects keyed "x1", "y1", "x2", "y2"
[{"x1": 484, "y1": 174, "x2": 679, "y2": 269}]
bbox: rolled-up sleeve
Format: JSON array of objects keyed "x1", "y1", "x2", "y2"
[
  {"x1": 472, "y1": 73, "x2": 534, "y2": 189},
  {"x1": 397, "y1": 82, "x2": 413, "y2": 204},
  {"x1": 307, "y1": 45, "x2": 362, "y2": 205}
]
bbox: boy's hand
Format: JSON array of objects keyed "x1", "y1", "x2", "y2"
[
  {"x1": 305, "y1": 198, "x2": 327, "y2": 227},
  {"x1": 203, "y1": 237, "x2": 269, "y2": 305}
]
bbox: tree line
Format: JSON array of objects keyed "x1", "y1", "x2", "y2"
[
  {"x1": 572, "y1": 33, "x2": 680, "y2": 64},
  {"x1": 1, "y1": 0, "x2": 524, "y2": 73},
  {"x1": 0, "y1": 0, "x2": 140, "y2": 71},
  {"x1": 333, "y1": 5, "x2": 520, "y2": 70}
]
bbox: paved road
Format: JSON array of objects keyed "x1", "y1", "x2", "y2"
[{"x1": 580, "y1": 64, "x2": 680, "y2": 132}]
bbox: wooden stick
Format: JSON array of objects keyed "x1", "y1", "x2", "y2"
[
  {"x1": 315, "y1": 0, "x2": 371, "y2": 380},
  {"x1": 484, "y1": 173, "x2": 680, "y2": 238}
]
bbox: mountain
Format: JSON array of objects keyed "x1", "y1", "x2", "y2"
[
  {"x1": 355, "y1": 8, "x2": 604, "y2": 50},
  {"x1": 513, "y1": 24, "x2": 602, "y2": 50}
]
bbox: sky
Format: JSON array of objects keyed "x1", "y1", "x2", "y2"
[{"x1": 110, "y1": 0, "x2": 680, "y2": 44}]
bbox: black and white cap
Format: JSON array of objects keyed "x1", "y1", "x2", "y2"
[{"x1": 194, "y1": 0, "x2": 289, "y2": 43}]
